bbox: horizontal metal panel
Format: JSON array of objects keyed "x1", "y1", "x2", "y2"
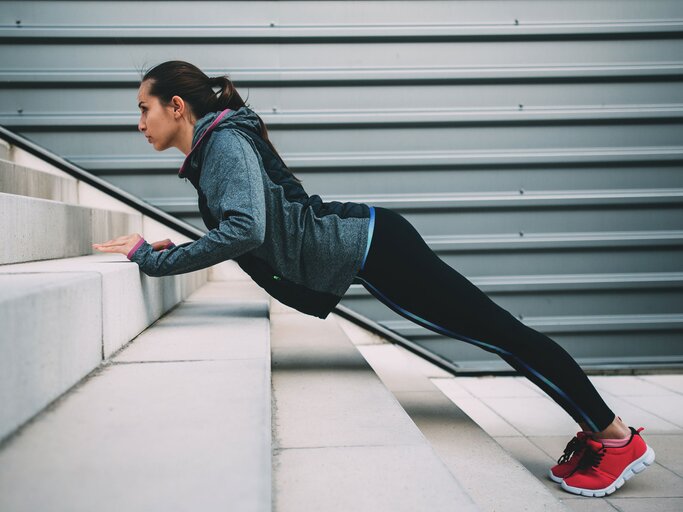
[
  {"x1": 99, "y1": 162, "x2": 683, "y2": 199},
  {"x1": 3, "y1": 82, "x2": 683, "y2": 123},
  {"x1": 2, "y1": 40, "x2": 683, "y2": 84},
  {"x1": 5, "y1": 65, "x2": 682, "y2": 84},
  {"x1": 387, "y1": 208, "x2": 683, "y2": 236},
  {"x1": 4, "y1": 104, "x2": 683, "y2": 128},
  {"x1": 3, "y1": 1, "x2": 682, "y2": 27},
  {"x1": 2, "y1": 20, "x2": 683, "y2": 42},
  {"x1": 16, "y1": 126, "x2": 683, "y2": 168},
  {"x1": 391, "y1": 314, "x2": 683, "y2": 335},
  {"x1": 411, "y1": 331, "x2": 683, "y2": 367},
  {"x1": 426, "y1": 247, "x2": 683, "y2": 277},
  {"x1": 343, "y1": 281, "x2": 683, "y2": 325}
]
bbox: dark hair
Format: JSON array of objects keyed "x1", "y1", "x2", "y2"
[{"x1": 139, "y1": 60, "x2": 303, "y2": 183}]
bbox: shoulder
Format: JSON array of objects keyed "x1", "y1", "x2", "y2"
[{"x1": 202, "y1": 128, "x2": 257, "y2": 160}]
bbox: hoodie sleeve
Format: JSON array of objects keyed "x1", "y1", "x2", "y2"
[{"x1": 127, "y1": 129, "x2": 266, "y2": 277}]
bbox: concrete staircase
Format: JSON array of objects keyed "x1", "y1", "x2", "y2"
[{"x1": 0, "y1": 134, "x2": 568, "y2": 510}]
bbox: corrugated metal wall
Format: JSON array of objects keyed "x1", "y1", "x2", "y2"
[{"x1": 1, "y1": 1, "x2": 682, "y2": 371}]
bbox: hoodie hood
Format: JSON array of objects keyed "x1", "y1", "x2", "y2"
[{"x1": 179, "y1": 105, "x2": 262, "y2": 180}]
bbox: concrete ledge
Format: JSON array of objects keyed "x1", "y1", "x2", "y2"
[
  {"x1": 0, "y1": 253, "x2": 209, "y2": 356},
  {"x1": 0, "y1": 192, "x2": 142, "y2": 265},
  {"x1": 0, "y1": 280, "x2": 272, "y2": 511},
  {"x1": 8, "y1": 145, "x2": 69, "y2": 178},
  {"x1": 0, "y1": 255, "x2": 209, "y2": 443},
  {"x1": 0, "y1": 282, "x2": 272, "y2": 512},
  {"x1": 0, "y1": 272, "x2": 102, "y2": 442},
  {"x1": 270, "y1": 304, "x2": 477, "y2": 511},
  {"x1": 0, "y1": 139, "x2": 9, "y2": 161},
  {"x1": 0, "y1": 158, "x2": 79, "y2": 203}
]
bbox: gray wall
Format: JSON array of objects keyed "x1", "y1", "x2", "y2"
[{"x1": 1, "y1": 1, "x2": 682, "y2": 370}]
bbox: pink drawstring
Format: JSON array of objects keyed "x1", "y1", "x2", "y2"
[{"x1": 178, "y1": 108, "x2": 232, "y2": 176}]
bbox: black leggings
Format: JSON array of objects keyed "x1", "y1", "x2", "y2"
[{"x1": 356, "y1": 206, "x2": 616, "y2": 432}]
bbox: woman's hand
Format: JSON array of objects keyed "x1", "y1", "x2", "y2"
[{"x1": 92, "y1": 233, "x2": 143, "y2": 256}]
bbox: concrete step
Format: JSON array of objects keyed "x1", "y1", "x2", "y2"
[
  {"x1": 0, "y1": 144, "x2": 194, "y2": 266},
  {"x1": 0, "y1": 191, "x2": 142, "y2": 265},
  {"x1": 0, "y1": 157, "x2": 79, "y2": 203},
  {"x1": 336, "y1": 314, "x2": 569, "y2": 512},
  {"x1": 269, "y1": 298, "x2": 479, "y2": 511},
  {"x1": 0, "y1": 270, "x2": 272, "y2": 512},
  {"x1": 0, "y1": 253, "x2": 209, "y2": 442}
]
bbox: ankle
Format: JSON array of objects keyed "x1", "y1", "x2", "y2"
[{"x1": 591, "y1": 416, "x2": 631, "y2": 440}]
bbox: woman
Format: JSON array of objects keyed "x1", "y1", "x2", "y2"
[{"x1": 93, "y1": 60, "x2": 654, "y2": 497}]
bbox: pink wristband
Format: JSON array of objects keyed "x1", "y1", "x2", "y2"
[{"x1": 127, "y1": 238, "x2": 146, "y2": 260}]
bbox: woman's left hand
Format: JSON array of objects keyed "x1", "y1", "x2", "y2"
[{"x1": 92, "y1": 233, "x2": 143, "y2": 256}]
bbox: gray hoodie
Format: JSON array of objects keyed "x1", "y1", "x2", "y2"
[{"x1": 127, "y1": 106, "x2": 374, "y2": 318}]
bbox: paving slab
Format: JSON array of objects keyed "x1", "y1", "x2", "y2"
[
  {"x1": 495, "y1": 436, "x2": 575, "y2": 498},
  {"x1": 596, "y1": 391, "x2": 683, "y2": 434},
  {"x1": 276, "y1": 444, "x2": 476, "y2": 512},
  {"x1": 639, "y1": 375, "x2": 683, "y2": 394},
  {"x1": 640, "y1": 434, "x2": 683, "y2": 477},
  {"x1": 430, "y1": 377, "x2": 475, "y2": 398},
  {"x1": 618, "y1": 394, "x2": 683, "y2": 428},
  {"x1": 529, "y1": 435, "x2": 590, "y2": 462},
  {"x1": 432, "y1": 380, "x2": 524, "y2": 437},
  {"x1": 589, "y1": 375, "x2": 680, "y2": 397},
  {"x1": 607, "y1": 497, "x2": 683, "y2": 512},
  {"x1": 0, "y1": 359, "x2": 271, "y2": 512},
  {"x1": 600, "y1": 460, "x2": 682, "y2": 499},
  {"x1": 560, "y1": 498, "x2": 620, "y2": 511},
  {"x1": 477, "y1": 396, "x2": 581, "y2": 436},
  {"x1": 455, "y1": 375, "x2": 544, "y2": 398}
]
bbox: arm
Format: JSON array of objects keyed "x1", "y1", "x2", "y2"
[{"x1": 127, "y1": 130, "x2": 266, "y2": 277}]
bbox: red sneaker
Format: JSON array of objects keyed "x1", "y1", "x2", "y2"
[
  {"x1": 549, "y1": 431, "x2": 590, "y2": 483},
  {"x1": 561, "y1": 427, "x2": 655, "y2": 497}
]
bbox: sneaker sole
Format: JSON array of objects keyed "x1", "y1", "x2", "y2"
[
  {"x1": 548, "y1": 471, "x2": 564, "y2": 484},
  {"x1": 560, "y1": 445, "x2": 656, "y2": 497}
]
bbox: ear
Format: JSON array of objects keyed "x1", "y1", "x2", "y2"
[{"x1": 171, "y1": 95, "x2": 185, "y2": 114}]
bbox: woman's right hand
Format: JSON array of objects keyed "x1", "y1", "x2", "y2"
[{"x1": 150, "y1": 239, "x2": 175, "y2": 251}]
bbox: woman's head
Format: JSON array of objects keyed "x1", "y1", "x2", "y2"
[{"x1": 138, "y1": 60, "x2": 302, "y2": 182}]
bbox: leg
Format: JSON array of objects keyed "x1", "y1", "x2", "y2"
[{"x1": 356, "y1": 206, "x2": 616, "y2": 433}]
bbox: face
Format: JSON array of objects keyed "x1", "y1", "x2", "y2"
[{"x1": 137, "y1": 80, "x2": 180, "y2": 151}]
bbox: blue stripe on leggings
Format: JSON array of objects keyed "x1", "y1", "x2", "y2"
[
  {"x1": 355, "y1": 275, "x2": 600, "y2": 432},
  {"x1": 360, "y1": 206, "x2": 375, "y2": 271}
]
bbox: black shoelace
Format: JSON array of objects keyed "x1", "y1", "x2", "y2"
[
  {"x1": 557, "y1": 436, "x2": 585, "y2": 465},
  {"x1": 577, "y1": 445, "x2": 606, "y2": 470}
]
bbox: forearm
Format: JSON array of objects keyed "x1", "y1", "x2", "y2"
[{"x1": 127, "y1": 228, "x2": 262, "y2": 277}]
